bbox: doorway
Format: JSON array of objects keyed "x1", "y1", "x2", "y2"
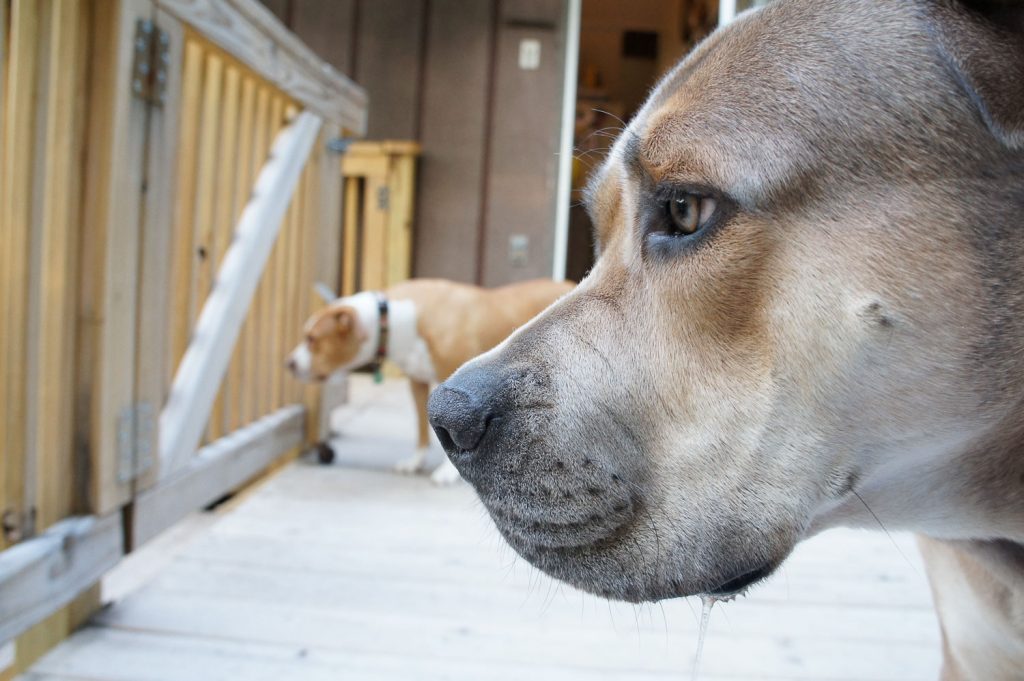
[{"x1": 560, "y1": 0, "x2": 719, "y2": 282}]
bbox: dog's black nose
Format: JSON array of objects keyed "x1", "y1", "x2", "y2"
[
  {"x1": 428, "y1": 366, "x2": 503, "y2": 474},
  {"x1": 428, "y1": 386, "x2": 491, "y2": 452}
]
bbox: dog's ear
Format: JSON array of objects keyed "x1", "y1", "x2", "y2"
[
  {"x1": 932, "y1": 0, "x2": 1024, "y2": 149},
  {"x1": 308, "y1": 305, "x2": 360, "y2": 340},
  {"x1": 334, "y1": 308, "x2": 354, "y2": 333}
]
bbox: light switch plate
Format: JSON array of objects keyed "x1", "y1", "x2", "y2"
[
  {"x1": 509, "y1": 234, "x2": 529, "y2": 266},
  {"x1": 518, "y1": 39, "x2": 541, "y2": 70}
]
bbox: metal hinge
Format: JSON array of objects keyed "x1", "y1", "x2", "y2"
[
  {"x1": 1, "y1": 507, "x2": 34, "y2": 544},
  {"x1": 377, "y1": 186, "x2": 390, "y2": 211},
  {"x1": 117, "y1": 402, "x2": 155, "y2": 483},
  {"x1": 131, "y1": 19, "x2": 170, "y2": 107}
]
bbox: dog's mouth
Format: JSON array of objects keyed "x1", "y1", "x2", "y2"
[{"x1": 706, "y1": 562, "x2": 776, "y2": 597}]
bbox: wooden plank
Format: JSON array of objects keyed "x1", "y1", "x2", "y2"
[
  {"x1": 156, "y1": 0, "x2": 367, "y2": 133},
  {"x1": 32, "y1": 0, "x2": 84, "y2": 530},
  {"x1": 0, "y1": 0, "x2": 8, "y2": 542},
  {"x1": 168, "y1": 38, "x2": 205, "y2": 381},
  {"x1": 78, "y1": 0, "x2": 153, "y2": 514},
  {"x1": 208, "y1": 64, "x2": 241, "y2": 440},
  {"x1": 133, "y1": 406, "x2": 304, "y2": 547},
  {"x1": 190, "y1": 51, "x2": 224, "y2": 346},
  {"x1": 0, "y1": 515, "x2": 122, "y2": 645},
  {"x1": 265, "y1": 96, "x2": 286, "y2": 413},
  {"x1": 1, "y1": 0, "x2": 39, "y2": 547},
  {"x1": 226, "y1": 76, "x2": 257, "y2": 432},
  {"x1": 242, "y1": 85, "x2": 270, "y2": 425},
  {"x1": 385, "y1": 151, "x2": 419, "y2": 286},
  {"x1": 158, "y1": 112, "x2": 322, "y2": 478},
  {"x1": 341, "y1": 177, "x2": 359, "y2": 296},
  {"x1": 360, "y1": 173, "x2": 389, "y2": 291},
  {"x1": 134, "y1": 9, "x2": 185, "y2": 493},
  {"x1": 314, "y1": 124, "x2": 343, "y2": 302}
]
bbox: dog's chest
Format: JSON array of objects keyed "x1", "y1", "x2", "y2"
[{"x1": 387, "y1": 300, "x2": 437, "y2": 384}]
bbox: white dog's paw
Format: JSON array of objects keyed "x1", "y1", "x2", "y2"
[
  {"x1": 394, "y1": 449, "x2": 428, "y2": 475},
  {"x1": 430, "y1": 458, "x2": 463, "y2": 486}
]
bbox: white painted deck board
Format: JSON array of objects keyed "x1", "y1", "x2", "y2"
[{"x1": 24, "y1": 377, "x2": 942, "y2": 680}]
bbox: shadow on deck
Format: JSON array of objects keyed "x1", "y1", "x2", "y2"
[{"x1": 23, "y1": 377, "x2": 941, "y2": 681}]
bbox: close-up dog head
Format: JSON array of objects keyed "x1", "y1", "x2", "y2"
[
  {"x1": 287, "y1": 303, "x2": 368, "y2": 382},
  {"x1": 429, "y1": 0, "x2": 1024, "y2": 602}
]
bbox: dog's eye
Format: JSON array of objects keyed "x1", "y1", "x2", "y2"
[{"x1": 666, "y1": 193, "x2": 716, "y2": 236}]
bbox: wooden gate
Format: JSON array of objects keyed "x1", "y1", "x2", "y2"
[{"x1": 0, "y1": 0, "x2": 366, "y2": 674}]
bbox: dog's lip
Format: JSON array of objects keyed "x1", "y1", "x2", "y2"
[{"x1": 705, "y1": 562, "x2": 775, "y2": 597}]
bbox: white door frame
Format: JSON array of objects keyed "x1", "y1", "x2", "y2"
[
  {"x1": 719, "y1": 0, "x2": 738, "y2": 24},
  {"x1": 551, "y1": 0, "x2": 581, "y2": 281}
]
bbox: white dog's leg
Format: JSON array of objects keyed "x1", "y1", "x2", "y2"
[
  {"x1": 395, "y1": 447, "x2": 429, "y2": 474},
  {"x1": 430, "y1": 457, "x2": 462, "y2": 485}
]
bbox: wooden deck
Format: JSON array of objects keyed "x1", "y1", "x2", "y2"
[{"x1": 23, "y1": 377, "x2": 942, "y2": 681}]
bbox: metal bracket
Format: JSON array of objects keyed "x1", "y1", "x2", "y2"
[
  {"x1": 1, "y1": 509, "x2": 22, "y2": 544},
  {"x1": 117, "y1": 402, "x2": 155, "y2": 484},
  {"x1": 131, "y1": 19, "x2": 170, "y2": 107},
  {"x1": 377, "y1": 185, "x2": 390, "y2": 211},
  {"x1": 326, "y1": 137, "x2": 356, "y2": 154}
]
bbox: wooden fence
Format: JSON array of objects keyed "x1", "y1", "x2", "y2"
[
  {"x1": 340, "y1": 141, "x2": 421, "y2": 295},
  {"x1": 0, "y1": 0, "x2": 366, "y2": 675}
]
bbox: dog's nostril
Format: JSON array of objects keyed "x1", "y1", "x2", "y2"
[
  {"x1": 434, "y1": 425, "x2": 456, "y2": 454},
  {"x1": 428, "y1": 385, "x2": 495, "y2": 455}
]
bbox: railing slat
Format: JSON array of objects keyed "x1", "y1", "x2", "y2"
[
  {"x1": 157, "y1": 0, "x2": 366, "y2": 133},
  {"x1": 158, "y1": 110, "x2": 322, "y2": 478},
  {"x1": 169, "y1": 39, "x2": 206, "y2": 382}
]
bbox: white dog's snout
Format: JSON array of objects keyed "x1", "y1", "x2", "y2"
[{"x1": 286, "y1": 344, "x2": 313, "y2": 379}]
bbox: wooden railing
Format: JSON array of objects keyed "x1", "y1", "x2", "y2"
[
  {"x1": 340, "y1": 141, "x2": 421, "y2": 295},
  {"x1": 0, "y1": 0, "x2": 366, "y2": 674}
]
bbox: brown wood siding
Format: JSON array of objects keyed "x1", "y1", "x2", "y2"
[
  {"x1": 354, "y1": 0, "x2": 427, "y2": 140},
  {"x1": 274, "y1": 0, "x2": 568, "y2": 286},
  {"x1": 413, "y1": 0, "x2": 495, "y2": 282},
  {"x1": 290, "y1": 0, "x2": 357, "y2": 74}
]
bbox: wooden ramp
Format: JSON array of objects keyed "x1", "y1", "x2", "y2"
[{"x1": 22, "y1": 379, "x2": 942, "y2": 681}]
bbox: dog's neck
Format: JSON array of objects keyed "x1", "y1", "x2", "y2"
[
  {"x1": 344, "y1": 291, "x2": 435, "y2": 383},
  {"x1": 811, "y1": 421, "x2": 1024, "y2": 544}
]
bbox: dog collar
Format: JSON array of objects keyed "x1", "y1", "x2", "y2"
[{"x1": 372, "y1": 294, "x2": 389, "y2": 383}]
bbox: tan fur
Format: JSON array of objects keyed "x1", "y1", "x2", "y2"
[{"x1": 429, "y1": 1, "x2": 1024, "y2": 676}]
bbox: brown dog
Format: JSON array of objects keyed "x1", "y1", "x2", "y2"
[
  {"x1": 428, "y1": 1, "x2": 1024, "y2": 677},
  {"x1": 287, "y1": 278, "x2": 573, "y2": 483}
]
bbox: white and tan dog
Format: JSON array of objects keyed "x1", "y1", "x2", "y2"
[
  {"x1": 287, "y1": 278, "x2": 573, "y2": 484},
  {"x1": 429, "y1": 1, "x2": 1024, "y2": 678}
]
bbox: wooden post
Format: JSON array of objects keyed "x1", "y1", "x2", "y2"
[
  {"x1": 158, "y1": 111, "x2": 322, "y2": 479},
  {"x1": 1, "y1": 0, "x2": 40, "y2": 548}
]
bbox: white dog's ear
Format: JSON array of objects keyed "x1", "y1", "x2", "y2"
[{"x1": 932, "y1": 0, "x2": 1024, "y2": 149}]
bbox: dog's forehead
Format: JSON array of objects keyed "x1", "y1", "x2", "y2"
[{"x1": 599, "y1": 0, "x2": 955, "y2": 205}]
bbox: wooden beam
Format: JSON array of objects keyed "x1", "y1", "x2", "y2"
[
  {"x1": 78, "y1": 0, "x2": 152, "y2": 514},
  {"x1": 132, "y1": 405, "x2": 304, "y2": 548},
  {"x1": 158, "y1": 111, "x2": 322, "y2": 478},
  {"x1": 33, "y1": 0, "x2": 84, "y2": 530},
  {"x1": 1, "y1": 0, "x2": 39, "y2": 548},
  {"x1": 157, "y1": 0, "x2": 367, "y2": 134},
  {"x1": 0, "y1": 515, "x2": 122, "y2": 645},
  {"x1": 134, "y1": 8, "x2": 187, "y2": 494}
]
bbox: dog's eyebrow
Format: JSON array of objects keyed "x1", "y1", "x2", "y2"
[{"x1": 620, "y1": 134, "x2": 645, "y2": 180}]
